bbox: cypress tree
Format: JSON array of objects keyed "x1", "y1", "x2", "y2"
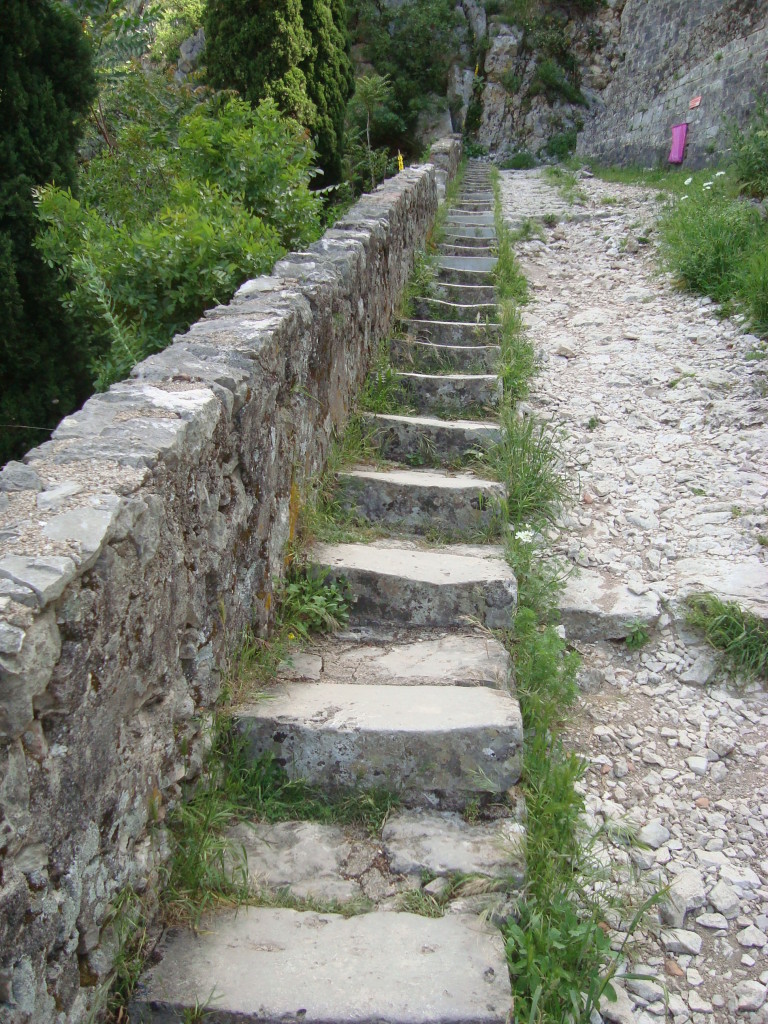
[
  {"x1": 301, "y1": 0, "x2": 355, "y2": 185},
  {"x1": 204, "y1": 0, "x2": 316, "y2": 126},
  {"x1": 0, "y1": 0, "x2": 96, "y2": 465}
]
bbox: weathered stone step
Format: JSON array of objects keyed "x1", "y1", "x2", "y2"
[
  {"x1": 559, "y1": 568, "x2": 662, "y2": 642},
  {"x1": 391, "y1": 338, "x2": 501, "y2": 374},
  {"x1": 396, "y1": 371, "x2": 501, "y2": 414},
  {"x1": 282, "y1": 630, "x2": 512, "y2": 688},
  {"x1": 445, "y1": 212, "x2": 495, "y2": 227},
  {"x1": 439, "y1": 256, "x2": 498, "y2": 273},
  {"x1": 438, "y1": 265, "x2": 496, "y2": 287},
  {"x1": 440, "y1": 242, "x2": 497, "y2": 258},
  {"x1": 335, "y1": 466, "x2": 504, "y2": 536},
  {"x1": 234, "y1": 679, "x2": 522, "y2": 802},
  {"x1": 432, "y1": 281, "x2": 497, "y2": 303},
  {"x1": 131, "y1": 908, "x2": 513, "y2": 1024},
  {"x1": 362, "y1": 411, "x2": 499, "y2": 463},
  {"x1": 411, "y1": 297, "x2": 498, "y2": 322},
  {"x1": 383, "y1": 810, "x2": 525, "y2": 883},
  {"x1": 311, "y1": 539, "x2": 516, "y2": 629},
  {"x1": 453, "y1": 203, "x2": 493, "y2": 214},
  {"x1": 405, "y1": 318, "x2": 500, "y2": 344},
  {"x1": 442, "y1": 232, "x2": 497, "y2": 248}
]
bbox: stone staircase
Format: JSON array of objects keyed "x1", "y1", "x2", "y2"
[{"x1": 130, "y1": 164, "x2": 520, "y2": 1023}]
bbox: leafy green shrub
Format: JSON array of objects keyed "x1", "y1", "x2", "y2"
[
  {"x1": 501, "y1": 151, "x2": 537, "y2": 170},
  {"x1": 545, "y1": 128, "x2": 578, "y2": 160},
  {"x1": 36, "y1": 80, "x2": 322, "y2": 390},
  {"x1": 151, "y1": 0, "x2": 205, "y2": 63},
  {"x1": 739, "y1": 240, "x2": 768, "y2": 334},
  {"x1": 530, "y1": 59, "x2": 586, "y2": 106},
  {"x1": 730, "y1": 98, "x2": 768, "y2": 199},
  {"x1": 658, "y1": 187, "x2": 761, "y2": 303},
  {"x1": 501, "y1": 70, "x2": 522, "y2": 94}
]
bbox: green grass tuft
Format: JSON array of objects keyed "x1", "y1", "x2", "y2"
[{"x1": 685, "y1": 592, "x2": 768, "y2": 681}]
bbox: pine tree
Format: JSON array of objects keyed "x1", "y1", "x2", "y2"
[
  {"x1": 204, "y1": 0, "x2": 316, "y2": 126},
  {"x1": 0, "y1": 0, "x2": 96, "y2": 464},
  {"x1": 301, "y1": 0, "x2": 355, "y2": 185}
]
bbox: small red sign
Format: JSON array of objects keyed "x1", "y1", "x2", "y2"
[{"x1": 689, "y1": 95, "x2": 702, "y2": 109}]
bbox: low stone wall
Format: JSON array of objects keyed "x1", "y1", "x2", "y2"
[
  {"x1": 0, "y1": 138, "x2": 461, "y2": 1024},
  {"x1": 577, "y1": 0, "x2": 768, "y2": 169}
]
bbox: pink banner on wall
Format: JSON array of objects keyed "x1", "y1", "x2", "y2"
[{"x1": 669, "y1": 122, "x2": 689, "y2": 164}]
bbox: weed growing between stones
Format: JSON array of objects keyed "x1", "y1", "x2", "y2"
[
  {"x1": 685, "y1": 593, "x2": 768, "y2": 683},
  {"x1": 624, "y1": 620, "x2": 651, "y2": 651},
  {"x1": 543, "y1": 165, "x2": 587, "y2": 205}
]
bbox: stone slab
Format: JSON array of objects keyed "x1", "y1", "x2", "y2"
[
  {"x1": 335, "y1": 466, "x2": 505, "y2": 535},
  {"x1": 432, "y1": 282, "x2": 497, "y2": 303},
  {"x1": 364, "y1": 412, "x2": 500, "y2": 463},
  {"x1": 383, "y1": 810, "x2": 525, "y2": 882},
  {"x1": 559, "y1": 569, "x2": 661, "y2": 642},
  {"x1": 438, "y1": 256, "x2": 498, "y2": 274},
  {"x1": 406, "y1": 319, "x2": 500, "y2": 345},
  {"x1": 227, "y1": 820, "x2": 375, "y2": 902},
  {"x1": 439, "y1": 243, "x2": 497, "y2": 258},
  {"x1": 391, "y1": 339, "x2": 501, "y2": 375},
  {"x1": 411, "y1": 298, "x2": 498, "y2": 322},
  {"x1": 396, "y1": 371, "x2": 501, "y2": 413},
  {"x1": 443, "y1": 225, "x2": 497, "y2": 240},
  {"x1": 444, "y1": 212, "x2": 496, "y2": 226},
  {"x1": 236, "y1": 681, "x2": 522, "y2": 800},
  {"x1": 310, "y1": 631, "x2": 513, "y2": 688},
  {"x1": 673, "y1": 557, "x2": 768, "y2": 621},
  {"x1": 312, "y1": 540, "x2": 517, "y2": 629},
  {"x1": 130, "y1": 908, "x2": 513, "y2": 1024}
]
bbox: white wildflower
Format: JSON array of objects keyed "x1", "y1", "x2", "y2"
[
  {"x1": 680, "y1": 195, "x2": 689, "y2": 200},
  {"x1": 684, "y1": 177, "x2": 693, "y2": 185},
  {"x1": 515, "y1": 528, "x2": 536, "y2": 545},
  {"x1": 703, "y1": 181, "x2": 714, "y2": 187},
  {"x1": 715, "y1": 170, "x2": 726, "y2": 176}
]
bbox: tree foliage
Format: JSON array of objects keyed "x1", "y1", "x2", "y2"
[
  {"x1": 0, "y1": 0, "x2": 96, "y2": 464},
  {"x1": 300, "y1": 0, "x2": 355, "y2": 184},
  {"x1": 36, "y1": 76, "x2": 323, "y2": 390},
  {"x1": 204, "y1": 0, "x2": 316, "y2": 125}
]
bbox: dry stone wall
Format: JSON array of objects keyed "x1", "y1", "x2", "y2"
[
  {"x1": 0, "y1": 137, "x2": 461, "y2": 1024},
  {"x1": 577, "y1": 0, "x2": 768, "y2": 169}
]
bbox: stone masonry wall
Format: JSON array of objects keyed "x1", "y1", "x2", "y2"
[
  {"x1": 0, "y1": 138, "x2": 461, "y2": 1024},
  {"x1": 577, "y1": 0, "x2": 768, "y2": 169}
]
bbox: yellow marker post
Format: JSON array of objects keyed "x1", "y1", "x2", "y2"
[
  {"x1": 397, "y1": 151, "x2": 404, "y2": 172},
  {"x1": 475, "y1": 63, "x2": 479, "y2": 76}
]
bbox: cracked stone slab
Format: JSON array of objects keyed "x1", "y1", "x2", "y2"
[
  {"x1": 235, "y1": 681, "x2": 522, "y2": 802},
  {"x1": 364, "y1": 412, "x2": 500, "y2": 463},
  {"x1": 0, "y1": 554, "x2": 77, "y2": 608},
  {"x1": 559, "y1": 568, "x2": 661, "y2": 641},
  {"x1": 226, "y1": 821, "x2": 377, "y2": 903},
  {"x1": 438, "y1": 256, "x2": 499, "y2": 274},
  {"x1": 432, "y1": 282, "x2": 497, "y2": 303},
  {"x1": 312, "y1": 540, "x2": 517, "y2": 629},
  {"x1": 303, "y1": 631, "x2": 512, "y2": 688},
  {"x1": 396, "y1": 372, "x2": 502, "y2": 413},
  {"x1": 130, "y1": 907, "x2": 513, "y2": 1024},
  {"x1": 405, "y1": 319, "x2": 500, "y2": 345},
  {"x1": 383, "y1": 810, "x2": 525, "y2": 883},
  {"x1": 444, "y1": 212, "x2": 496, "y2": 227},
  {"x1": 411, "y1": 298, "x2": 498, "y2": 322},
  {"x1": 391, "y1": 338, "x2": 501, "y2": 374},
  {"x1": 335, "y1": 466, "x2": 504, "y2": 536},
  {"x1": 672, "y1": 557, "x2": 768, "y2": 621}
]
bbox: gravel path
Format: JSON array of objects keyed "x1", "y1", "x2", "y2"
[{"x1": 500, "y1": 168, "x2": 768, "y2": 1024}]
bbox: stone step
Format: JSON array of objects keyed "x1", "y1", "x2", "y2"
[
  {"x1": 311, "y1": 539, "x2": 517, "y2": 630},
  {"x1": 440, "y1": 242, "x2": 497, "y2": 258},
  {"x1": 559, "y1": 568, "x2": 662, "y2": 642},
  {"x1": 445, "y1": 212, "x2": 495, "y2": 227},
  {"x1": 235, "y1": 679, "x2": 522, "y2": 802},
  {"x1": 442, "y1": 233, "x2": 497, "y2": 248},
  {"x1": 391, "y1": 338, "x2": 501, "y2": 374},
  {"x1": 131, "y1": 908, "x2": 513, "y2": 1024},
  {"x1": 439, "y1": 256, "x2": 498, "y2": 273},
  {"x1": 405, "y1": 318, "x2": 500, "y2": 344},
  {"x1": 281, "y1": 630, "x2": 512, "y2": 688},
  {"x1": 438, "y1": 268, "x2": 496, "y2": 287},
  {"x1": 432, "y1": 281, "x2": 497, "y2": 303},
  {"x1": 382, "y1": 809, "x2": 525, "y2": 883},
  {"x1": 411, "y1": 297, "x2": 498, "y2": 323},
  {"x1": 362, "y1": 411, "x2": 500, "y2": 464},
  {"x1": 396, "y1": 371, "x2": 501, "y2": 414},
  {"x1": 335, "y1": 466, "x2": 504, "y2": 536},
  {"x1": 453, "y1": 203, "x2": 493, "y2": 214}
]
